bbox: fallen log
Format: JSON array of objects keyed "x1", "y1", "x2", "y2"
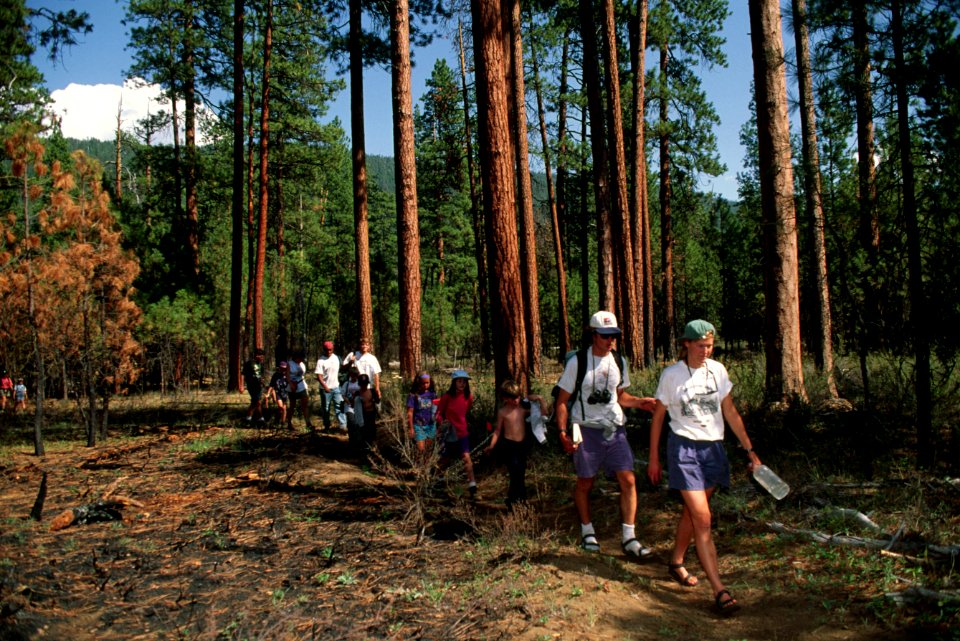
[
  {"x1": 807, "y1": 507, "x2": 883, "y2": 532},
  {"x1": 767, "y1": 521, "x2": 960, "y2": 560},
  {"x1": 49, "y1": 477, "x2": 144, "y2": 532},
  {"x1": 885, "y1": 586, "x2": 960, "y2": 607},
  {"x1": 50, "y1": 500, "x2": 127, "y2": 531}
]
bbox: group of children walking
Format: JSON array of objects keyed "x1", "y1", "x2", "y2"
[
  {"x1": 243, "y1": 345, "x2": 379, "y2": 455},
  {"x1": 405, "y1": 369, "x2": 545, "y2": 504}
]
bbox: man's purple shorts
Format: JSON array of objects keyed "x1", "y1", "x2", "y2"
[{"x1": 573, "y1": 425, "x2": 635, "y2": 478}]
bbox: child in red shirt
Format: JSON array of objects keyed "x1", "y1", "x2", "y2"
[{"x1": 437, "y1": 370, "x2": 477, "y2": 497}]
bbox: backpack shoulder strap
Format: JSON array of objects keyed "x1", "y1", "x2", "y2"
[
  {"x1": 571, "y1": 347, "x2": 589, "y2": 418},
  {"x1": 611, "y1": 349, "x2": 625, "y2": 382}
]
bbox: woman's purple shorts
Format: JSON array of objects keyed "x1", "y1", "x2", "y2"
[{"x1": 667, "y1": 431, "x2": 730, "y2": 491}]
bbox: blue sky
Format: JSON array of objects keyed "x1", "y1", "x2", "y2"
[{"x1": 30, "y1": 0, "x2": 757, "y2": 201}]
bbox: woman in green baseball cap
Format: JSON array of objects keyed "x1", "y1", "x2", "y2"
[{"x1": 647, "y1": 320, "x2": 762, "y2": 615}]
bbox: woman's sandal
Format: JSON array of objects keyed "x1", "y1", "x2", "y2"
[
  {"x1": 580, "y1": 534, "x2": 600, "y2": 552},
  {"x1": 667, "y1": 563, "x2": 698, "y2": 587},
  {"x1": 714, "y1": 589, "x2": 741, "y2": 615}
]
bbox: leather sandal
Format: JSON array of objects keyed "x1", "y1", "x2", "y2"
[
  {"x1": 714, "y1": 589, "x2": 741, "y2": 615},
  {"x1": 667, "y1": 563, "x2": 698, "y2": 587}
]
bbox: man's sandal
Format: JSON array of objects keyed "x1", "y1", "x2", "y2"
[
  {"x1": 714, "y1": 589, "x2": 741, "y2": 615},
  {"x1": 621, "y1": 538, "x2": 652, "y2": 558},
  {"x1": 667, "y1": 563, "x2": 698, "y2": 587},
  {"x1": 580, "y1": 534, "x2": 600, "y2": 552}
]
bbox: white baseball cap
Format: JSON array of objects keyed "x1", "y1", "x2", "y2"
[{"x1": 589, "y1": 310, "x2": 621, "y2": 335}]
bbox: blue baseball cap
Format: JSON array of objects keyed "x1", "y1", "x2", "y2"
[{"x1": 451, "y1": 369, "x2": 471, "y2": 380}]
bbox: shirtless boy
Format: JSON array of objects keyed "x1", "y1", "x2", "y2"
[{"x1": 485, "y1": 380, "x2": 544, "y2": 508}]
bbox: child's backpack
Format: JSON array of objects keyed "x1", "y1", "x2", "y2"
[{"x1": 552, "y1": 348, "x2": 626, "y2": 420}]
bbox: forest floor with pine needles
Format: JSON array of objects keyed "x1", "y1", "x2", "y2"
[{"x1": 0, "y1": 389, "x2": 958, "y2": 641}]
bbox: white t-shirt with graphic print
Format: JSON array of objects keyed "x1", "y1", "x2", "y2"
[
  {"x1": 557, "y1": 350, "x2": 630, "y2": 428},
  {"x1": 655, "y1": 358, "x2": 732, "y2": 442}
]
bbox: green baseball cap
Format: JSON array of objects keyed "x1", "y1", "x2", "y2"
[{"x1": 682, "y1": 319, "x2": 716, "y2": 341}]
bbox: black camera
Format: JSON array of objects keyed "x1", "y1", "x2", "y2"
[{"x1": 586, "y1": 388, "x2": 612, "y2": 404}]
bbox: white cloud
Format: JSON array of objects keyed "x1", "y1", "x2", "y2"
[{"x1": 47, "y1": 78, "x2": 213, "y2": 145}]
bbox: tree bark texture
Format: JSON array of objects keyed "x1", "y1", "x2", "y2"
[
  {"x1": 748, "y1": 0, "x2": 807, "y2": 403},
  {"x1": 458, "y1": 21, "x2": 492, "y2": 364},
  {"x1": 351, "y1": 0, "x2": 374, "y2": 345},
  {"x1": 852, "y1": 0, "x2": 879, "y2": 408},
  {"x1": 658, "y1": 42, "x2": 675, "y2": 360},
  {"x1": 579, "y1": 107, "x2": 591, "y2": 330},
  {"x1": 629, "y1": 0, "x2": 654, "y2": 367},
  {"x1": 391, "y1": 0, "x2": 423, "y2": 378},
  {"x1": 114, "y1": 104, "x2": 123, "y2": 203},
  {"x1": 253, "y1": 0, "x2": 273, "y2": 353},
  {"x1": 579, "y1": 0, "x2": 615, "y2": 314},
  {"x1": 184, "y1": 6, "x2": 200, "y2": 281},
  {"x1": 852, "y1": 0, "x2": 879, "y2": 264},
  {"x1": 228, "y1": 0, "x2": 244, "y2": 392},
  {"x1": 601, "y1": 0, "x2": 641, "y2": 361},
  {"x1": 792, "y1": 0, "x2": 836, "y2": 397},
  {"x1": 530, "y1": 28, "x2": 571, "y2": 358},
  {"x1": 556, "y1": 34, "x2": 570, "y2": 291},
  {"x1": 506, "y1": 0, "x2": 542, "y2": 376},
  {"x1": 245, "y1": 86, "x2": 256, "y2": 362},
  {"x1": 471, "y1": 0, "x2": 528, "y2": 389},
  {"x1": 890, "y1": 0, "x2": 931, "y2": 467}
]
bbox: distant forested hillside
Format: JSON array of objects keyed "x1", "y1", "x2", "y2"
[{"x1": 63, "y1": 137, "x2": 130, "y2": 166}]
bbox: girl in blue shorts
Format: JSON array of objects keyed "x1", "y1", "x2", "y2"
[
  {"x1": 406, "y1": 371, "x2": 438, "y2": 456},
  {"x1": 647, "y1": 320, "x2": 762, "y2": 615}
]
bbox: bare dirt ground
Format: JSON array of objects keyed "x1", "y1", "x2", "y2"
[{"x1": 0, "y1": 393, "x2": 953, "y2": 641}]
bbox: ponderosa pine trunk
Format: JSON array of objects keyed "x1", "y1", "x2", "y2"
[
  {"x1": 458, "y1": 20, "x2": 492, "y2": 364},
  {"x1": 471, "y1": 0, "x2": 528, "y2": 390},
  {"x1": 658, "y1": 42, "x2": 675, "y2": 360},
  {"x1": 253, "y1": 0, "x2": 272, "y2": 353},
  {"x1": 748, "y1": 0, "x2": 807, "y2": 403},
  {"x1": 556, "y1": 34, "x2": 570, "y2": 281},
  {"x1": 169, "y1": 80, "x2": 183, "y2": 243},
  {"x1": 114, "y1": 103, "x2": 122, "y2": 203},
  {"x1": 792, "y1": 0, "x2": 837, "y2": 397},
  {"x1": 890, "y1": 0, "x2": 931, "y2": 468},
  {"x1": 351, "y1": 0, "x2": 374, "y2": 345},
  {"x1": 601, "y1": 0, "x2": 641, "y2": 361},
  {"x1": 629, "y1": 0, "x2": 653, "y2": 367},
  {"x1": 852, "y1": 0, "x2": 879, "y2": 410},
  {"x1": 579, "y1": 106, "x2": 591, "y2": 330},
  {"x1": 391, "y1": 0, "x2": 423, "y2": 378},
  {"x1": 183, "y1": 6, "x2": 200, "y2": 280},
  {"x1": 507, "y1": 0, "x2": 541, "y2": 376},
  {"x1": 245, "y1": 85, "x2": 255, "y2": 365},
  {"x1": 228, "y1": 0, "x2": 244, "y2": 392},
  {"x1": 579, "y1": 0, "x2": 615, "y2": 313},
  {"x1": 530, "y1": 27, "x2": 571, "y2": 357}
]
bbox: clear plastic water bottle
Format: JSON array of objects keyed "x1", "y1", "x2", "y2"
[{"x1": 753, "y1": 464, "x2": 790, "y2": 500}]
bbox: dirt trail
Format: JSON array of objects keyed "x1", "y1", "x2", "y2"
[{"x1": 0, "y1": 424, "x2": 916, "y2": 640}]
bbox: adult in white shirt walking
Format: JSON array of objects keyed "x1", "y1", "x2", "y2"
[{"x1": 315, "y1": 341, "x2": 345, "y2": 431}]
